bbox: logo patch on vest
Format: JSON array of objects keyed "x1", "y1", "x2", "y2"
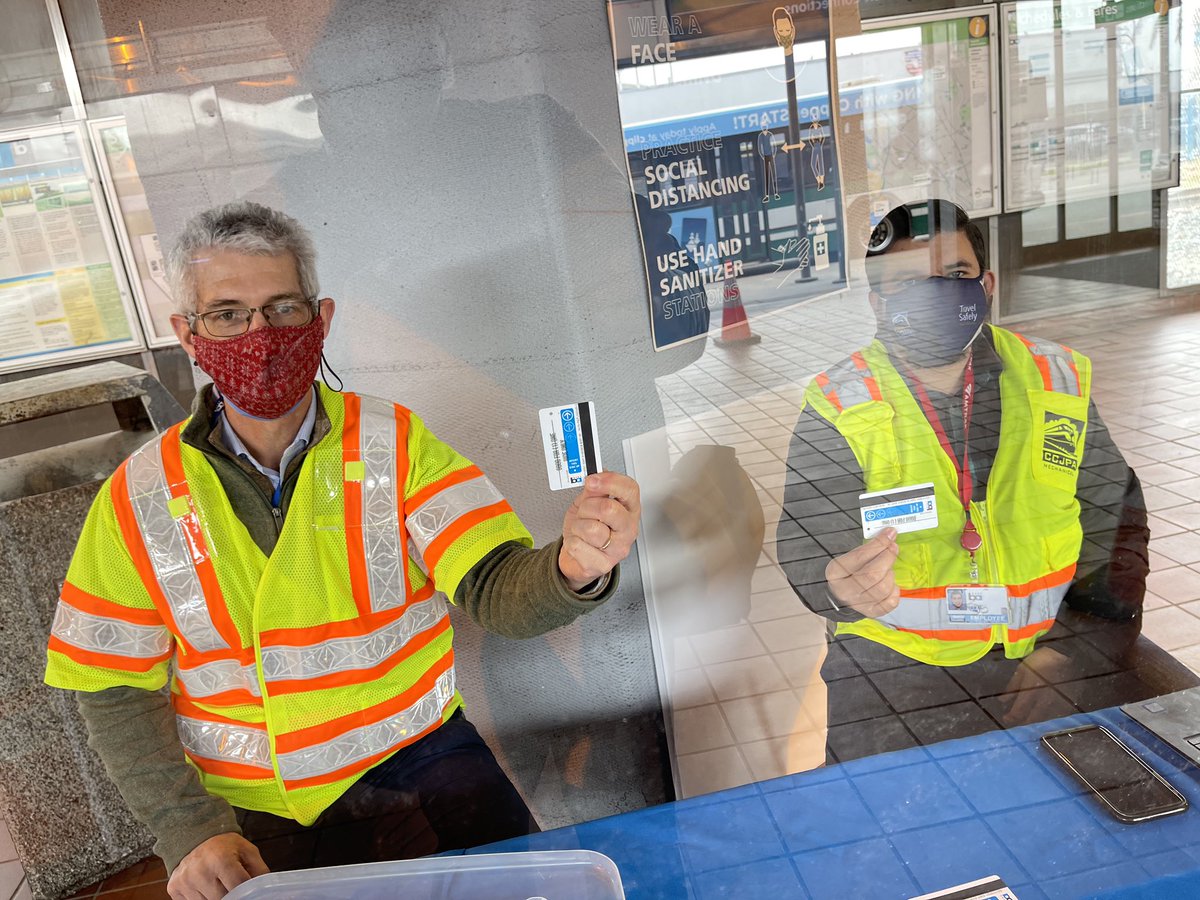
[{"x1": 1042, "y1": 411, "x2": 1084, "y2": 472}]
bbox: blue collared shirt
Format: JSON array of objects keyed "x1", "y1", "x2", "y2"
[{"x1": 218, "y1": 387, "x2": 317, "y2": 506}]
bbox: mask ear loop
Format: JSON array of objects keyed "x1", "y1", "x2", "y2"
[{"x1": 320, "y1": 352, "x2": 344, "y2": 393}]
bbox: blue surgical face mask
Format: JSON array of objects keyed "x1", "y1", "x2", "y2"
[{"x1": 878, "y1": 276, "x2": 988, "y2": 368}]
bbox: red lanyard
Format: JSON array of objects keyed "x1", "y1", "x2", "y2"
[{"x1": 908, "y1": 351, "x2": 982, "y2": 555}]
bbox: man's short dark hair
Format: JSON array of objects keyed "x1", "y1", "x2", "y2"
[{"x1": 864, "y1": 200, "x2": 987, "y2": 292}]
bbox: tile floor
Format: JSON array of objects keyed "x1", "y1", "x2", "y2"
[{"x1": 5, "y1": 281, "x2": 1200, "y2": 898}]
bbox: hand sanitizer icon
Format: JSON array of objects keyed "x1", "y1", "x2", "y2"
[{"x1": 811, "y1": 216, "x2": 829, "y2": 271}]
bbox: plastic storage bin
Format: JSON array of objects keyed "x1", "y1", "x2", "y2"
[{"x1": 223, "y1": 849, "x2": 625, "y2": 899}]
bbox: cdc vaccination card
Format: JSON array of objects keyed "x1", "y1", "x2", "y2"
[
  {"x1": 859, "y1": 482, "x2": 938, "y2": 539},
  {"x1": 539, "y1": 402, "x2": 602, "y2": 491}
]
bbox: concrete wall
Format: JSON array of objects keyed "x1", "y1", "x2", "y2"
[{"x1": 79, "y1": 0, "x2": 698, "y2": 827}]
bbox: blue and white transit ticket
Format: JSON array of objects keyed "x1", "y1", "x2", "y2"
[
  {"x1": 539, "y1": 402, "x2": 602, "y2": 491},
  {"x1": 859, "y1": 482, "x2": 938, "y2": 539},
  {"x1": 908, "y1": 875, "x2": 1018, "y2": 900}
]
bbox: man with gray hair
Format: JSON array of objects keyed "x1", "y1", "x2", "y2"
[{"x1": 44, "y1": 201, "x2": 642, "y2": 899}]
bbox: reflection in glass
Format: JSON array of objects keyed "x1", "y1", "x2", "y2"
[
  {"x1": 609, "y1": 0, "x2": 845, "y2": 351},
  {"x1": 777, "y1": 199, "x2": 1198, "y2": 765},
  {"x1": 0, "y1": 0, "x2": 74, "y2": 125}
]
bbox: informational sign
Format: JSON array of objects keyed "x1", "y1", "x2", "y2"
[
  {"x1": 89, "y1": 117, "x2": 177, "y2": 346},
  {"x1": 607, "y1": 0, "x2": 851, "y2": 351},
  {"x1": 836, "y1": 6, "x2": 1001, "y2": 218},
  {"x1": 0, "y1": 124, "x2": 142, "y2": 374},
  {"x1": 1001, "y1": 0, "x2": 1179, "y2": 213}
]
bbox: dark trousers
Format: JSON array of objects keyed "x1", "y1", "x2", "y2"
[
  {"x1": 822, "y1": 607, "x2": 1200, "y2": 765},
  {"x1": 236, "y1": 710, "x2": 539, "y2": 871}
]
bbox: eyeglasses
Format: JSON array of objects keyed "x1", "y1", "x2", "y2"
[{"x1": 188, "y1": 298, "x2": 318, "y2": 337}]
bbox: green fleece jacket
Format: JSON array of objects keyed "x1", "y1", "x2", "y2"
[{"x1": 76, "y1": 386, "x2": 617, "y2": 872}]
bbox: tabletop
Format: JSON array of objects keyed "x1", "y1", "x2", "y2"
[{"x1": 464, "y1": 708, "x2": 1200, "y2": 899}]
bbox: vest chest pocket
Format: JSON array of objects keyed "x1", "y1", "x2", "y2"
[
  {"x1": 836, "y1": 402, "x2": 901, "y2": 490},
  {"x1": 1027, "y1": 389, "x2": 1088, "y2": 495},
  {"x1": 893, "y1": 539, "x2": 933, "y2": 590}
]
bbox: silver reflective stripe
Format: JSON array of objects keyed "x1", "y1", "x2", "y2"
[
  {"x1": 357, "y1": 396, "x2": 408, "y2": 612},
  {"x1": 176, "y1": 658, "x2": 261, "y2": 700},
  {"x1": 126, "y1": 440, "x2": 229, "y2": 653},
  {"x1": 277, "y1": 667, "x2": 456, "y2": 782},
  {"x1": 52, "y1": 603, "x2": 172, "y2": 659},
  {"x1": 176, "y1": 714, "x2": 273, "y2": 771},
  {"x1": 408, "y1": 539, "x2": 428, "y2": 577},
  {"x1": 1025, "y1": 339, "x2": 1081, "y2": 396},
  {"x1": 822, "y1": 356, "x2": 875, "y2": 409},
  {"x1": 407, "y1": 476, "x2": 505, "y2": 559},
  {"x1": 878, "y1": 583, "x2": 1069, "y2": 633},
  {"x1": 261, "y1": 594, "x2": 448, "y2": 683}
]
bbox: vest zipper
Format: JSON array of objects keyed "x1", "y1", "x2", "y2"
[
  {"x1": 975, "y1": 501, "x2": 1001, "y2": 584},
  {"x1": 974, "y1": 501, "x2": 1006, "y2": 644}
]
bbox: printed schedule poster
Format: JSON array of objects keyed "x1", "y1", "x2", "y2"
[
  {"x1": 0, "y1": 128, "x2": 138, "y2": 372},
  {"x1": 607, "y1": 0, "x2": 849, "y2": 351},
  {"x1": 836, "y1": 7, "x2": 1001, "y2": 218}
]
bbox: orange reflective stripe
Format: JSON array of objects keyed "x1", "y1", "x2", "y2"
[
  {"x1": 275, "y1": 651, "x2": 454, "y2": 755},
  {"x1": 1065, "y1": 355, "x2": 1082, "y2": 395},
  {"x1": 851, "y1": 352, "x2": 883, "y2": 401},
  {"x1": 899, "y1": 587, "x2": 951, "y2": 600},
  {"x1": 173, "y1": 647, "x2": 260, "y2": 706},
  {"x1": 258, "y1": 582, "x2": 436, "y2": 648},
  {"x1": 1013, "y1": 332, "x2": 1055, "y2": 392},
  {"x1": 898, "y1": 564, "x2": 1076, "y2": 602},
  {"x1": 1016, "y1": 565, "x2": 1077, "y2": 597},
  {"x1": 110, "y1": 459, "x2": 193, "y2": 651},
  {"x1": 1006, "y1": 618, "x2": 1058, "y2": 640},
  {"x1": 423, "y1": 501, "x2": 513, "y2": 574},
  {"x1": 814, "y1": 372, "x2": 842, "y2": 412},
  {"x1": 177, "y1": 684, "x2": 261, "y2": 707},
  {"x1": 185, "y1": 756, "x2": 274, "y2": 780},
  {"x1": 1007, "y1": 618, "x2": 1057, "y2": 640},
  {"x1": 48, "y1": 634, "x2": 171, "y2": 672},
  {"x1": 266, "y1": 616, "x2": 451, "y2": 697},
  {"x1": 893, "y1": 625, "x2": 994, "y2": 642},
  {"x1": 341, "y1": 392, "x2": 371, "y2": 617},
  {"x1": 393, "y1": 404, "x2": 415, "y2": 604},
  {"x1": 404, "y1": 465, "x2": 484, "y2": 515},
  {"x1": 160, "y1": 426, "x2": 242, "y2": 650},
  {"x1": 60, "y1": 581, "x2": 162, "y2": 627}
]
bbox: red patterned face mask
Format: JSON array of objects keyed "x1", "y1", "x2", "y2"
[{"x1": 192, "y1": 317, "x2": 325, "y2": 419}]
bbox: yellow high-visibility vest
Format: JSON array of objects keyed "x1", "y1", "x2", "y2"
[
  {"x1": 45, "y1": 385, "x2": 532, "y2": 823},
  {"x1": 803, "y1": 326, "x2": 1092, "y2": 666}
]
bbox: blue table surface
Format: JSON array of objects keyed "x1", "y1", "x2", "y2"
[{"x1": 461, "y1": 709, "x2": 1200, "y2": 900}]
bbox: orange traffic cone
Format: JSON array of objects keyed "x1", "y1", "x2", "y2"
[{"x1": 714, "y1": 279, "x2": 761, "y2": 347}]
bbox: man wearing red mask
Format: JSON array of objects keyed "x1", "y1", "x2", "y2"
[{"x1": 44, "y1": 202, "x2": 641, "y2": 899}]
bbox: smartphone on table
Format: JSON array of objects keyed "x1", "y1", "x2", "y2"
[{"x1": 1041, "y1": 724, "x2": 1188, "y2": 824}]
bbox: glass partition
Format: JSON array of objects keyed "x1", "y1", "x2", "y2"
[
  {"x1": 0, "y1": 0, "x2": 77, "y2": 127},
  {"x1": 4, "y1": 1, "x2": 1200, "y2": 895}
]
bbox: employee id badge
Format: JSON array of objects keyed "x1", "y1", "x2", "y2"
[
  {"x1": 945, "y1": 586, "x2": 1009, "y2": 624},
  {"x1": 539, "y1": 401, "x2": 602, "y2": 491},
  {"x1": 859, "y1": 482, "x2": 938, "y2": 539}
]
